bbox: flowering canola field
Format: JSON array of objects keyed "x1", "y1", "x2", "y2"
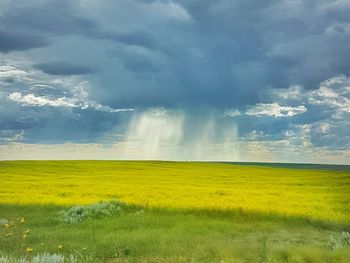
[{"x1": 0, "y1": 161, "x2": 349, "y2": 224}]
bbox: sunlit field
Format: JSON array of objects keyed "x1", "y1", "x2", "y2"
[
  {"x1": 1, "y1": 161, "x2": 350, "y2": 262},
  {"x1": 1, "y1": 161, "x2": 349, "y2": 223}
]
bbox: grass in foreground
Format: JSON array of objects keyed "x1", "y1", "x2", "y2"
[{"x1": 1, "y1": 203, "x2": 350, "y2": 262}]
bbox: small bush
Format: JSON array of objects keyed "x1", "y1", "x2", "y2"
[
  {"x1": 32, "y1": 253, "x2": 66, "y2": 263},
  {"x1": 329, "y1": 231, "x2": 350, "y2": 250},
  {"x1": 59, "y1": 200, "x2": 123, "y2": 223},
  {"x1": 341, "y1": 231, "x2": 350, "y2": 246},
  {"x1": 0, "y1": 218, "x2": 8, "y2": 226},
  {"x1": 0, "y1": 255, "x2": 26, "y2": 263},
  {"x1": 0, "y1": 253, "x2": 76, "y2": 263}
]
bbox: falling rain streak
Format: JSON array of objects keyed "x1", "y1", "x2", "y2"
[{"x1": 123, "y1": 108, "x2": 239, "y2": 161}]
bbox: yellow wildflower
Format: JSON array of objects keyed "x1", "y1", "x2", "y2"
[
  {"x1": 24, "y1": 229, "x2": 31, "y2": 234},
  {"x1": 4, "y1": 223, "x2": 10, "y2": 228},
  {"x1": 26, "y1": 248, "x2": 33, "y2": 253},
  {"x1": 20, "y1": 217, "x2": 25, "y2": 223},
  {"x1": 22, "y1": 234, "x2": 27, "y2": 239},
  {"x1": 5, "y1": 232, "x2": 14, "y2": 237},
  {"x1": 58, "y1": 244, "x2": 63, "y2": 249}
]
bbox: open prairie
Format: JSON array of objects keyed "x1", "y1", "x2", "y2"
[{"x1": 1, "y1": 161, "x2": 350, "y2": 262}]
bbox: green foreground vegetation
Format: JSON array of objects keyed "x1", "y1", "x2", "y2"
[
  {"x1": 1, "y1": 204, "x2": 350, "y2": 262},
  {"x1": 0, "y1": 161, "x2": 349, "y2": 262}
]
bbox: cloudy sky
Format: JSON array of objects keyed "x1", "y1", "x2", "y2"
[{"x1": 0, "y1": 0, "x2": 349, "y2": 163}]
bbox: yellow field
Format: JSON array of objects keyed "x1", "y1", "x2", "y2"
[{"x1": 0, "y1": 161, "x2": 349, "y2": 224}]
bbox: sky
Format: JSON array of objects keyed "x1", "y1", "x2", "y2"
[{"x1": 0, "y1": 0, "x2": 349, "y2": 164}]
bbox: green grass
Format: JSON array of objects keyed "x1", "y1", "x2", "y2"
[
  {"x1": 1, "y1": 204, "x2": 350, "y2": 262},
  {"x1": 0, "y1": 161, "x2": 349, "y2": 262}
]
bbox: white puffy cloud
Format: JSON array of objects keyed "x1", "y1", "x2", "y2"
[
  {"x1": 222, "y1": 75, "x2": 350, "y2": 162},
  {"x1": 246, "y1": 103, "x2": 307, "y2": 117},
  {"x1": 0, "y1": 62, "x2": 134, "y2": 113},
  {"x1": 8, "y1": 92, "x2": 134, "y2": 113},
  {"x1": 271, "y1": 75, "x2": 350, "y2": 113},
  {"x1": 0, "y1": 65, "x2": 29, "y2": 83},
  {"x1": 224, "y1": 109, "x2": 241, "y2": 117},
  {"x1": 308, "y1": 77, "x2": 350, "y2": 113},
  {"x1": 8, "y1": 92, "x2": 76, "y2": 107}
]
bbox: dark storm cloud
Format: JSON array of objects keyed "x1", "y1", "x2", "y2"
[
  {"x1": 23, "y1": 108, "x2": 125, "y2": 144},
  {"x1": 124, "y1": 60, "x2": 158, "y2": 74},
  {"x1": 78, "y1": 0, "x2": 350, "y2": 110},
  {"x1": 0, "y1": 1, "x2": 97, "y2": 35},
  {"x1": 2, "y1": 0, "x2": 350, "y2": 103},
  {"x1": 34, "y1": 62, "x2": 94, "y2": 76},
  {"x1": 0, "y1": 0, "x2": 349, "y2": 157},
  {"x1": 0, "y1": 97, "x2": 129, "y2": 144},
  {"x1": 98, "y1": 30, "x2": 158, "y2": 50},
  {"x1": 3, "y1": 77, "x2": 15, "y2": 83},
  {"x1": 175, "y1": 0, "x2": 350, "y2": 91},
  {"x1": 0, "y1": 0, "x2": 159, "y2": 53},
  {"x1": 0, "y1": 30, "x2": 49, "y2": 52}
]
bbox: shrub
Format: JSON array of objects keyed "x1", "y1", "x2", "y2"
[
  {"x1": 341, "y1": 231, "x2": 350, "y2": 246},
  {"x1": 59, "y1": 200, "x2": 123, "y2": 223},
  {"x1": 0, "y1": 218, "x2": 8, "y2": 226},
  {"x1": 329, "y1": 231, "x2": 350, "y2": 250},
  {"x1": 0, "y1": 255, "x2": 26, "y2": 263},
  {"x1": 0, "y1": 253, "x2": 77, "y2": 263},
  {"x1": 32, "y1": 253, "x2": 63, "y2": 263}
]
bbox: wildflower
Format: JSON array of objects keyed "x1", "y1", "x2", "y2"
[
  {"x1": 58, "y1": 244, "x2": 63, "y2": 249},
  {"x1": 26, "y1": 248, "x2": 33, "y2": 253},
  {"x1": 4, "y1": 223, "x2": 10, "y2": 228},
  {"x1": 23, "y1": 234, "x2": 27, "y2": 239},
  {"x1": 24, "y1": 229, "x2": 31, "y2": 234},
  {"x1": 5, "y1": 233, "x2": 14, "y2": 237},
  {"x1": 20, "y1": 217, "x2": 25, "y2": 223}
]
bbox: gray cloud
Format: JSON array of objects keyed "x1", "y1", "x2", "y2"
[
  {"x1": 0, "y1": 0, "x2": 349, "y2": 162},
  {"x1": 34, "y1": 62, "x2": 94, "y2": 76},
  {"x1": 0, "y1": 0, "x2": 160, "y2": 53},
  {"x1": 0, "y1": 1, "x2": 97, "y2": 35},
  {"x1": 98, "y1": 29, "x2": 158, "y2": 50},
  {"x1": 228, "y1": 76, "x2": 350, "y2": 151},
  {"x1": 0, "y1": 30, "x2": 49, "y2": 52}
]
